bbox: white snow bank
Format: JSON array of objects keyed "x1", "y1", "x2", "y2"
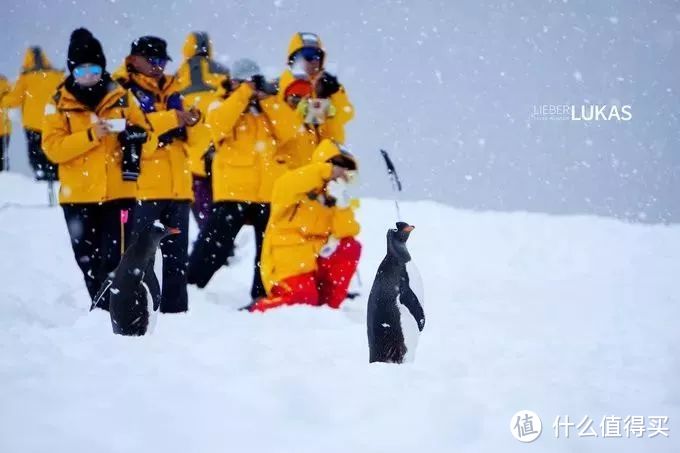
[{"x1": 0, "y1": 173, "x2": 678, "y2": 453}]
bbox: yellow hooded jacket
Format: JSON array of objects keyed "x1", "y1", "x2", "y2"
[
  {"x1": 277, "y1": 33, "x2": 355, "y2": 168},
  {"x1": 207, "y1": 83, "x2": 303, "y2": 203},
  {"x1": 1, "y1": 48, "x2": 64, "y2": 132},
  {"x1": 260, "y1": 139, "x2": 360, "y2": 293},
  {"x1": 114, "y1": 65, "x2": 193, "y2": 201},
  {"x1": 42, "y1": 80, "x2": 178, "y2": 204},
  {"x1": 0, "y1": 76, "x2": 12, "y2": 136},
  {"x1": 176, "y1": 32, "x2": 230, "y2": 177}
]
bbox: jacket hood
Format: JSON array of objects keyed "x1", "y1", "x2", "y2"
[
  {"x1": 287, "y1": 32, "x2": 325, "y2": 63},
  {"x1": 312, "y1": 139, "x2": 358, "y2": 170},
  {"x1": 22, "y1": 47, "x2": 52, "y2": 72},
  {"x1": 183, "y1": 32, "x2": 213, "y2": 59}
]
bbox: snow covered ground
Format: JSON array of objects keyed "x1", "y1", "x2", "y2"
[{"x1": 0, "y1": 172, "x2": 678, "y2": 452}]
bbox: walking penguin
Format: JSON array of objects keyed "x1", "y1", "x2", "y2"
[
  {"x1": 367, "y1": 222, "x2": 425, "y2": 363},
  {"x1": 91, "y1": 221, "x2": 179, "y2": 336}
]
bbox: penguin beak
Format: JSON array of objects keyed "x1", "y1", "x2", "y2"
[
  {"x1": 403, "y1": 225, "x2": 415, "y2": 233},
  {"x1": 167, "y1": 227, "x2": 181, "y2": 235}
]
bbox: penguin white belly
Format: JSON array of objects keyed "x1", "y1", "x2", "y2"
[
  {"x1": 397, "y1": 294, "x2": 421, "y2": 363},
  {"x1": 142, "y1": 281, "x2": 158, "y2": 334}
]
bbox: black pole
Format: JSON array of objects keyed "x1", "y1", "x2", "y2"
[{"x1": 380, "y1": 149, "x2": 403, "y2": 220}]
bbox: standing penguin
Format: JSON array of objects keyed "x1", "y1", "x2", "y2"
[
  {"x1": 367, "y1": 222, "x2": 425, "y2": 363},
  {"x1": 91, "y1": 221, "x2": 180, "y2": 336}
]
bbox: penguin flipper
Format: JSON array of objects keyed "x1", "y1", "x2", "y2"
[
  {"x1": 399, "y1": 271, "x2": 425, "y2": 331},
  {"x1": 90, "y1": 277, "x2": 114, "y2": 311}
]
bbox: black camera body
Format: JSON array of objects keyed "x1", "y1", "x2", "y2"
[{"x1": 118, "y1": 125, "x2": 148, "y2": 181}]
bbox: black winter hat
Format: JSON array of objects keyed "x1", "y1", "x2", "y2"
[
  {"x1": 67, "y1": 28, "x2": 106, "y2": 72},
  {"x1": 130, "y1": 36, "x2": 172, "y2": 60}
]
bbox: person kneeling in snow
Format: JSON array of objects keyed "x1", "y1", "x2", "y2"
[{"x1": 246, "y1": 139, "x2": 361, "y2": 312}]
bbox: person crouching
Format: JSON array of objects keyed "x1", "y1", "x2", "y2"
[{"x1": 248, "y1": 139, "x2": 361, "y2": 312}]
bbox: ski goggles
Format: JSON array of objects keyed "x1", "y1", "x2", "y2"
[
  {"x1": 297, "y1": 47, "x2": 324, "y2": 62},
  {"x1": 73, "y1": 64, "x2": 103, "y2": 78},
  {"x1": 147, "y1": 57, "x2": 169, "y2": 68}
]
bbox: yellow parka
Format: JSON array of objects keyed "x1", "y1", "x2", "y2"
[
  {"x1": 175, "y1": 32, "x2": 229, "y2": 177},
  {"x1": 1, "y1": 47, "x2": 64, "y2": 132},
  {"x1": 277, "y1": 32, "x2": 355, "y2": 168},
  {"x1": 114, "y1": 65, "x2": 193, "y2": 201},
  {"x1": 207, "y1": 83, "x2": 302, "y2": 203},
  {"x1": 42, "y1": 80, "x2": 178, "y2": 204},
  {"x1": 0, "y1": 76, "x2": 12, "y2": 136},
  {"x1": 260, "y1": 139, "x2": 360, "y2": 292}
]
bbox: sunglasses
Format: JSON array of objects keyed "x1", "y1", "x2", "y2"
[
  {"x1": 298, "y1": 47, "x2": 324, "y2": 62},
  {"x1": 73, "y1": 64, "x2": 103, "y2": 78},
  {"x1": 147, "y1": 57, "x2": 168, "y2": 68}
]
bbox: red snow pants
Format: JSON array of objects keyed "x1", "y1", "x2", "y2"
[{"x1": 249, "y1": 237, "x2": 361, "y2": 312}]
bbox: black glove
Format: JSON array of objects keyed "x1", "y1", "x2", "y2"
[
  {"x1": 315, "y1": 72, "x2": 340, "y2": 99},
  {"x1": 118, "y1": 125, "x2": 148, "y2": 181},
  {"x1": 203, "y1": 143, "x2": 216, "y2": 177},
  {"x1": 251, "y1": 75, "x2": 278, "y2": 96}
]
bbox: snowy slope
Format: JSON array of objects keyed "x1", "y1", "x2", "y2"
[{"x1": 0, "y1": 172, "x2": 679, "y2": 453}]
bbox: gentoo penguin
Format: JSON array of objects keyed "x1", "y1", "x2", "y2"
[
  {"x1": 367, "y1": 222, "x2": 425, "y2": 363},
  {"x1": 91, "y1": 221, "x2": 179, "y2": 336}
]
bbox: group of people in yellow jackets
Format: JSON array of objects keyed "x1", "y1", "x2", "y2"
[{"x1": 1, "y1": 27, "x2": 362, "y2": 313}]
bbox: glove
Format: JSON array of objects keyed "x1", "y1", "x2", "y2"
[
  {"x1": 251, "y1": 75, "x2": 279, "y2": 96},
  {"x1": 315, "y1": 72, "x2": 340, "y2": 99},
  {"x1": 326, "y1": 179, "x2": 351, "y2": 208},
  {"x1": 118, "y1": 125, "x2": 148, "y2": 181},
  {"x1": 319, "y1": 236, "x2": 340, "y2": 258},
  {"x1": 203, "y1": 143, "x2": 216, "y2": 177}
]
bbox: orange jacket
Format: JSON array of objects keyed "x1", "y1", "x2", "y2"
[
  {"x1": 42, "y1": 80, "x2": 177, "y2": 204},
  {"x1": 114, "y1": 65, "x2": 193, "y2": 201},
  {"x1": 260, "y1": 139, "x2": 360, "y2": 292},
  {"x1": 207, "y1": 83, "x2": 302, "y2": 203},
  {"x1": 277, "y1": 32, "x2": 354, "y2": 168},
  {"x1": 0, "y1": 76, "x2": 12, "y2": 136},
  {"x1": 175, "y1": 32, "x2": 229, "y2": 177},
  {"x1": 1, "y1": 48, "x2": 64, "y2": 132}
]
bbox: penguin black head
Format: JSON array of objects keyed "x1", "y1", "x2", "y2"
[
  {"x1": 149, "y1": 220, "x2": 180, "y2": 240},
  {"x1": 386, "y1": 222, "x2": 415, "y2": 263},
  {"x1": 135, "y1": 221, "x2": 181, "y2": 256}
]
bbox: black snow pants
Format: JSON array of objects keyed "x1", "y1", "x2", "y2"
[
  {"x1": 0, "y1": 134, "x2": 9, "y2": 171},
  {"x1": 62, "y1": 199, "x2": 134, "y2": 308},
  {"x1": 187, "y1": 201, "x2": 270, "y2": 300},
  {"x1": 131, "y1": 200, "x2": 190, "y2": 313},
  {"x1": 25, "y1": 129, "x2": 58, "y2": 181}
]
